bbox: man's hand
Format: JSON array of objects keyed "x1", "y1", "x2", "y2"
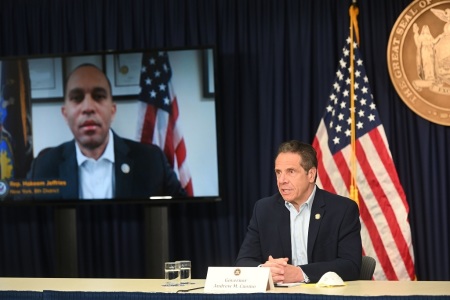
[
  {"x1": 261, "y1": 256, "x2": 304, "y2": 283},
  {"x1": 261, "y1": 255, "x2": 288, "y2": 283},
  {"x1": 283, "y1": 264, "x2": 304, "y2": 283}
]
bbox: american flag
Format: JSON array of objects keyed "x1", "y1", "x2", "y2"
[
  {"x1": 312, "y1": 37, "x2": 415, "y2": 280},
  {"x1": 136, "y1": 51, "x2": 193, "y2": 196}
]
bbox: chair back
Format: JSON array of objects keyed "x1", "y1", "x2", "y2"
[{"x1": 360, "y1": 256, "x2": 376, "y2": 280}]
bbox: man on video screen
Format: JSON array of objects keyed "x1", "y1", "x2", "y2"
[{"x1": 27, "y1": 63, "x2": 186, "y2": 200}]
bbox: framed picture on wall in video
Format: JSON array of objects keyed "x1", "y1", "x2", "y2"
[
  {"x1": 28, "y1": 57, "x2": 63, "y2": 101},
  {"x1": 105, "y1": 53, "x2": 142, "y2": 97}
]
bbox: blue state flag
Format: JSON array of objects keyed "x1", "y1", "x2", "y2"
[{"x1": 0, "y1": 59, "x2": 33, "y2": 180}]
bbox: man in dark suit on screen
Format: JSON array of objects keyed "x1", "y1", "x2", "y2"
[
  {"x1": 27, "y1": 63, "x2": 185, "y2": 200},
  {"x1": 235, "y1": 140, "x2": 362, "y2": 283}
]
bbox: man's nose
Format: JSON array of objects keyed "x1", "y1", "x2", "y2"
[
  {"x1": 81, "y1": 95, "x2": 96, "y2": 113},
  {"x1": 278, "y1": 173, "x2": 287, "y2": 183}
]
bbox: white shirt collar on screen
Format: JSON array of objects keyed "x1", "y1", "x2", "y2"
[{"x1": 75, "y1": 130, "x2": 116, "y2": 199}]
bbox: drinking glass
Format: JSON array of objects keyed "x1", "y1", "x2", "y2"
[
  {"x1": 164, "y1": 262, "x2": 180, "y2": 286},
  {"x1": 176, "y1": 260, "x2": 191, "y2": 284}
]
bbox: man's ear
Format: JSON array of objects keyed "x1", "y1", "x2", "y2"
[
  {"x1": 61, "y1": 106, "x2": 68, "y2": 123},
  {"x1": 111, "y1": 102, "x2": 117, "y2": 121},
  {"x1": 309, "y1": 167, "x2": 317, "y2": 182}
]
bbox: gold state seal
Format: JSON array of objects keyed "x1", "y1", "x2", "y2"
[{"x1": 387, "y1": 0, "x2": 450, "y2": 126}]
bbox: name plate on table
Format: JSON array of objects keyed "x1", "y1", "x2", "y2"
[{"x1": 204, "y1": 267, "x2": 274, "y2": 293}]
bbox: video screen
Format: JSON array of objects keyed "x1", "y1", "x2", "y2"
[{"x1": 0, "y1": 47, "x2": 221, "y2": 205}]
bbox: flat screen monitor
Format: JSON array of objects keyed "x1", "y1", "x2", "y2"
[{"x1": 0, "y1": 46, "x2": 221, "y2": 205}]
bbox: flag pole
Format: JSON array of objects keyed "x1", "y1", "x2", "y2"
[
  {"x1": 18, "y1": 60, "x2": 29, "y2": 144},
  {"x1": 349, "y1": 1, "x2": 359, "y2": 204}
]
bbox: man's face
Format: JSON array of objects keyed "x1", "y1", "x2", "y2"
[
  {"x1": 275, "y1": 152, "x2": 316, "y2": 207},
  {"x1": 62, "y1": 65, "x2": 116, "y2": 153}
]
